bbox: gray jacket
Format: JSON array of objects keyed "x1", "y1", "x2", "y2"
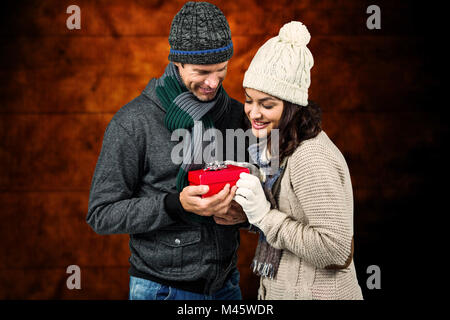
[{"x1": 86, "y1": 78, "x2": 247, "y2": 295}]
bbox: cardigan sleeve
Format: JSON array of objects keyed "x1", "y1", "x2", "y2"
[{"x1": 257, "y1": 140, "x2": 354, "y2": 269}]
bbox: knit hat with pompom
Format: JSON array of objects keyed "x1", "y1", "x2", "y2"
[{"x1": 243, "y1": 21, "x2": 314, "y2": 106}]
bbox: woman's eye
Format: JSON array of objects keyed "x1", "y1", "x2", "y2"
[{"x1": 262, "y1": 105, "x2": 273, "y2": 109}]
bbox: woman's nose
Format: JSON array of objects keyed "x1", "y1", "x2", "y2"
[{"x1": 249, "y1": 106, "x2": 262, "y2": 119}]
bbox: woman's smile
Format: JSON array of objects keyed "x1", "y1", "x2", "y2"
[{"x1": 251, "y1": 120, "x2": 270, "y2": 130}]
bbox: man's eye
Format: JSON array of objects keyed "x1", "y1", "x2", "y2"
[{"x1": 245, "y1": 100, "x2": 252, "y2": 104}]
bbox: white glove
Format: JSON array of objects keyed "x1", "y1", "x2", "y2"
[{"x1": 234, "y1": 172, "x2": 271, "y2": 226}]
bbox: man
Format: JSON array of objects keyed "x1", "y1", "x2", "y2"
[{"x1": 87, "y1": 2, "x2": 248, "y2": 300}]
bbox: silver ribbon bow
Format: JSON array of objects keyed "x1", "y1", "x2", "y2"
[{"x1": 203, "y1": 161, "x2": 228, "y2": 171}]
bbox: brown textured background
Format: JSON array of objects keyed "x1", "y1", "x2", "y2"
[{"x1": 0, "y1": 0, "x2": 444, "y2": 300}]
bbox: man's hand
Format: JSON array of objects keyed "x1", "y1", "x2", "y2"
[
  {"x1": 213, "y1": 200, "x2": 248, "y2": 225},
  {"x1": 180, "y1": 184, "x2": 236, "y2": 217}
]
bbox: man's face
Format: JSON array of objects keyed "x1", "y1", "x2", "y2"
[{"x1": 174, "y1": 61, "x2": 228, "y2": 101}]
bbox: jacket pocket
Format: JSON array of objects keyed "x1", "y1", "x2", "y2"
[{"x1": 143, "y1": 227, "x2": 202, "y2": 276}]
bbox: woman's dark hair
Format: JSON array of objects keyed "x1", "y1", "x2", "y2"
[{"x1": 275, "y1": 100, "x2": 322, "y2": 160}]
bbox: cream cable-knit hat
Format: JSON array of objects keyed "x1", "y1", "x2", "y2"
[{"x1": 243, "y1": 21, "x2": 314, "y2": 106}]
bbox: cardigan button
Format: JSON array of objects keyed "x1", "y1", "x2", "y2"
[{"x1": 174, "y1": 238, "x2": 181, "y2": 245}]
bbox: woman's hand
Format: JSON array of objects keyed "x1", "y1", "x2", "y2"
[
  {"x1": 213, "y1": 200, "x2": 248, "y2": 225},
  {"x1": 234, "y1": 172, "x2": 271, "y2": 226}
]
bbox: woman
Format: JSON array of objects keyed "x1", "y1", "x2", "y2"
[{"x1": 234, "y1": 21, "x2": 363, "y2": 300}]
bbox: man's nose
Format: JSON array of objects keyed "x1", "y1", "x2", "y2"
[{"x1": 204, "y1": 74, "x2": 220, "y2": 89}]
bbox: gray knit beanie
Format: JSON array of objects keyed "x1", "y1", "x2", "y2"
[{"x1": 168, "y1": 2, "x2": 233, "y2": 65}]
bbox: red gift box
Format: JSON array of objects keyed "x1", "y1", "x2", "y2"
[{"x1": 188, "y1": 164, "x2": 250, "y2": 198}]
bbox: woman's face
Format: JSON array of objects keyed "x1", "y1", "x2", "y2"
[{"x1": 244, "y1": 88, "x2": 284, "y2": 138}]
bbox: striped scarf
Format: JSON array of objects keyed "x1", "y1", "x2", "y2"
[{"x1": 156, "y1": 63, "x2": 230, "y2": 223}]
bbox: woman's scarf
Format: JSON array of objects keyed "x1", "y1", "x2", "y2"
[{"x1": 248, "y1": 141, "x2": 287, "y2": 279}]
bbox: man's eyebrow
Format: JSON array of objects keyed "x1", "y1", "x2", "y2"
[
  {"x1": 193, "y1": 68, "x2": 210, "y2": 73},
  {"x1": 193, "y1": 66, "x2": 227, "y2": 73}
]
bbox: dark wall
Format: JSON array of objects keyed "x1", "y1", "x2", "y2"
[{"x1": 0, "y1": 0, "x2": 444, "y2": 299}]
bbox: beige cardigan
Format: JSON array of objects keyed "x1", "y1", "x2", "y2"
[{"x1": 257, "y1": 131, "x2": 363, "y2": 300}]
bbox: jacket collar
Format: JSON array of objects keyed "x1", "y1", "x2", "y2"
[{"x1": 142, "y1": 78, "x2": 166, "y2": 113}]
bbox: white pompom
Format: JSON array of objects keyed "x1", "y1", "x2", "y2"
[{"x1": 278, "y1": 21, "x2": 311, "y2": 46}]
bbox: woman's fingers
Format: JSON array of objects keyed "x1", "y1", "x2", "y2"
[
  {"x1": 236, "y1": 176, "x2": 259, "y2": 191},
  {"x1": 235, "y1": 187, "x2": 254, "y2": 200}
]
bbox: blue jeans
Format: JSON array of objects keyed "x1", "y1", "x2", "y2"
[{"x1": 129, "y1": 270, "x2": 242, "y2": 300}]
